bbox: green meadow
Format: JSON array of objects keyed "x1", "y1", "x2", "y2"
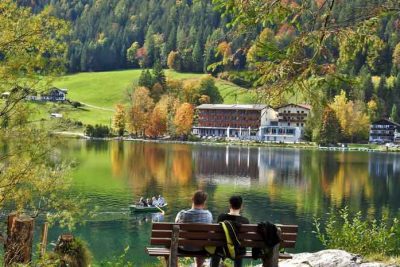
[{"x1": 34, "y1": 69, "x2": 255, "y2": 126}]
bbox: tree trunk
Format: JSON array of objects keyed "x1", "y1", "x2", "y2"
[{"x1": 4, "y1": 213, "x2": 35, "y2": 266}]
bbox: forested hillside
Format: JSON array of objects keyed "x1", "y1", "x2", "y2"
[
  {"x1": 19, "y1": 0, "x2": 400, "y2": 142},
  {"x1": 21, "y1": 0, "x2": 255, "y2": 73},
  {"x1": 20, "y1": 0, "x2": 399, "y2": 77}
]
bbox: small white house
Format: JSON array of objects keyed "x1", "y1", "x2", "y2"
[{"x1": 50, "y1": 113, "x2": 63, "y2": 118}]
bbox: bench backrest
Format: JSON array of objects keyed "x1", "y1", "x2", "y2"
[{"x1": 150, "y1": 223, "x2": 298, "y2": 249}]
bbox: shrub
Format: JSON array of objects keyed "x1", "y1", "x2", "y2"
[
  {"x1": 314, "y1": 207, "x2": 400, "y2": 258},
  {"x1": 85, "y1": 124, "x2": 111, "y2": 138},
  {"x1": 71, "y1": 101, "x2": 82, "y2": 108}
]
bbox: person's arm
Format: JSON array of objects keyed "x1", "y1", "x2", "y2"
[
  {"x1": 208, "y1": 211, "x2": 213, "y2": 223},
  {"x1": 175, "y1": 210, "x2": 184, "y2": 223}
]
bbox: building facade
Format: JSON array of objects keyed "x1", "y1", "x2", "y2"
[
  {"x1": 192, "y1": 104, "x2": 308, "y2": 142},
  {"x1": 276, "y1": 104, "x2": 311, "y2": 128},
  {"x1": 369, "y1": 119, "x2": 400, "y2": 143},
  {"x1": 41, "y1": 88, "x2": 68, "y2": 102},
  {"x1": 193, "y1": 104, "x2": 272, "y2": 138}
]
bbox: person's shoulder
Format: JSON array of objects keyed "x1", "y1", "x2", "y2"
[
  {"x1": 202, "y1": 209, "x2": 213, "y2": 222},
  {"x1": 241, "y1": 216, "x2": 250, "y2": 224},
  {"x1": 217, "y1": 213, "x2": 228, "y2": 222},
  {"x1": 175, "y1": 209, "x2": 187, "y2": 221}
]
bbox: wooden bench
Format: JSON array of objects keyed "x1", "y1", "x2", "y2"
[{"x1": 146, "y1": 222, "x2": 298, "y2": 267}]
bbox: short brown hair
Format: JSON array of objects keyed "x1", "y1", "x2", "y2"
[{"x1": 192, "y1": 190, "x2": 208, "y2": 205}]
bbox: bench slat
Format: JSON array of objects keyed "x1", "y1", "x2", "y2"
[
  {"x1": 151, "y1": 230, "x2": 297, "y2": 242},
  {"x1": 146, "y1": 247, "x2": 293, "y2": 259},
  {"x1": 152, "y1": 223, "x2": 298, "y2": 233},
  {"x1": 150, "y1": 238, "x2": 296, "y2": 248}
]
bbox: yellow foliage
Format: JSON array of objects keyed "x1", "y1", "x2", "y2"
[
  {"x1": 128, "y1": 87, "x2": 154, "y2": 136},
  {"x1": 174, "y1": 103, "x2": 194, "y2": 136},
  {"x1": 330, "y1": 90, "x2": 370, "y2": 141}
]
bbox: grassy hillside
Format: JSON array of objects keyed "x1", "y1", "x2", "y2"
[{"x1": 34, "y1": 69, "x2": 255, "y2": 125}]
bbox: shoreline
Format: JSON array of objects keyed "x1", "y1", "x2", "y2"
[{"x1": 51, "y1": 131, "x2": 400, "y2": 152}]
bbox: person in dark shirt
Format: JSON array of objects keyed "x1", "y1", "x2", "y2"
[{"x1": 211, "y1": 195, "x2": 249, "y2": 267}]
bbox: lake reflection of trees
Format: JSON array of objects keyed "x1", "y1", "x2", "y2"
[
  {"x1": 105, "y1": 142, "x2": 400, "y2": 218},
  {"x1": 193, "y1": 146, "x2": 400, "y2": 217}
]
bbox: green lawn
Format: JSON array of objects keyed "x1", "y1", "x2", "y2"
[{"x1": 32, "y1": 69, "x2": 254, "y2": 126}]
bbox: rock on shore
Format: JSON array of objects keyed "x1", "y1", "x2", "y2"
[{"x1": 257, "y1": 250, "x2": 399, "y2": 267}]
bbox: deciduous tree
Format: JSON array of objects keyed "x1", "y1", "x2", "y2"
[
  {"x1": 174, "y1": 103, "x2": 194, "y2": 137},
  {"x1": 0, "y1": 0, "x2": 83, "y2": 228},
  {"x1": 330, "y1": 91, "x2": 370, "y2": 142},
  {"x1": 167, "y1": 51, "x2": 181, "y2": 71},
  {"x1": 128, "y1": 87, "x2": 154, "y2": 136},
  {"x1": 112, "y1": 104, "x2": 126, "y2": 136},
  {"x1": 319, "y1": 107, "x2": 341, "y2": 145}
]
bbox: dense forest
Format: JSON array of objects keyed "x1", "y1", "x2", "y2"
[{"x1": 21, "y1": 0, "x2": 253, "y2": 73}]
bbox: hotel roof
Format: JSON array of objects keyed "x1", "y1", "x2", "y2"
[{"x1": 196, "y1": 104, "x2": 268, "y2": 110}]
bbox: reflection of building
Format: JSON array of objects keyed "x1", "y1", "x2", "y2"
[
  {"x1": 193, "y1": 146, "x2": 303, "y2": 186},
  {"x1": 193, "y1": 146, "x2": 260, "y2": 180},
  {"x1": 369, "y1": 119, "x2": 400, "y2": 143},
  {"x1": 193, "y1": 103, "x2": 311, "y2": 143}
]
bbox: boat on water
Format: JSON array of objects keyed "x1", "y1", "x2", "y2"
[{"x1": 129, "y1": 203, "x2": 168, "y2": 213}]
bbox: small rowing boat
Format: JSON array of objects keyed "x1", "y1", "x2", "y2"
[{"x1": 129, "y1": 203, "x2": 168, "y2": 213}]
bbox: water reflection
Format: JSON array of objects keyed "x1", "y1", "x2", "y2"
[{"x1": 89, "y1": 141, "x2": 400, "y2": 218}]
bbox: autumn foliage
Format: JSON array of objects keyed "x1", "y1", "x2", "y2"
[
  {"x1": 112, "y1": 104, "x2": 126, "y2": 136},
  {"x1": 174, "y1": 103, "x2": 194, "y2": 136}
]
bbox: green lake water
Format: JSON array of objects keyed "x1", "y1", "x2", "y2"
[{"x1": 14, "y1": 140, "x2": 400, "y2": 264}]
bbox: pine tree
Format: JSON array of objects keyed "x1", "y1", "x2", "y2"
[
  {"x1": 138, "y1": 69, "x2": 154, "y2": 89},
  {"x1": 192, "y1": 40, "x2": 203, "y2": 73},
  {"x1": 152, "y1": 61, "x2": 166, "y2": 89},
  {"x1": 377, "y1": 75, "x2": 387, "y2": 100},
  {"x1": 362, "y1": 73, "x2": 374, "y2": 102},
  {"x1": 391, "y1": 104, "x2": 398, "y2": 123},
  {"x1": 144, "y1": 26, "x2": 156, "y2": 67}
]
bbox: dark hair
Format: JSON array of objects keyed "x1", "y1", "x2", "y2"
[
  {"x1": 192, "y1": 190, "x2": 208, "y2": 205},
  {"x1": 229, "y1": 195, "x2": 243, "y2": 210}
]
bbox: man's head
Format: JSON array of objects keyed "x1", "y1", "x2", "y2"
[
  {"x1": 229, "y1": 195, "x2": 243, "y2": 210},
  {"x1": 192, "y1": 190, "x2": 208, "y2": 208}
]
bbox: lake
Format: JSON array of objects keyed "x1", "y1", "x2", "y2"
[{"x1": 32, "y1": 140, "x2": 400, "y2": 264}]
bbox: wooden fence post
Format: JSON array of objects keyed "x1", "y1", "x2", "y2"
[
  {"x1": 40, "y1": 222, "x2": 49, "y2": 258},
  {"x1": 4, "y1": 213, "x2": 35, "y2": 266},
  {"x1": 168, "y1": 225, "x2": 180, "y2": 267}
]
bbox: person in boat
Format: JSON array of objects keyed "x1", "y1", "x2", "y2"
[
  {"x1": 151, "y1": 196, "x2": 158, "y2": 207},
  {"x1": 146, "y1": 198, "x2": 152, "y2": 207},
  {"x1": 175, "y1": 190, "x2": 213, "y2": 267},
  {"x1": 137, "y1": 197, "x2": 144, "y2": 206},
  {"x1": 158, "y1": 195, "x2": 165, "y2": 206}
]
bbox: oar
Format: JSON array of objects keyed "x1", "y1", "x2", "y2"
[{"x1": 155, "y1": 205, "x2": 165, "y2": 215}]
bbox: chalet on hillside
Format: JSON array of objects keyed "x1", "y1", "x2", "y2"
[
  {"x1": 369, "y1": 119, "x2": 400, "y2": 144},
  {"x1": 41, "y1": 87, "x2": 68, "y2": 102}
]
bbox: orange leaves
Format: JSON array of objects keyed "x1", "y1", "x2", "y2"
[{"x1": 174, "y1": 103, "x2": 194, "y2": 136}]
